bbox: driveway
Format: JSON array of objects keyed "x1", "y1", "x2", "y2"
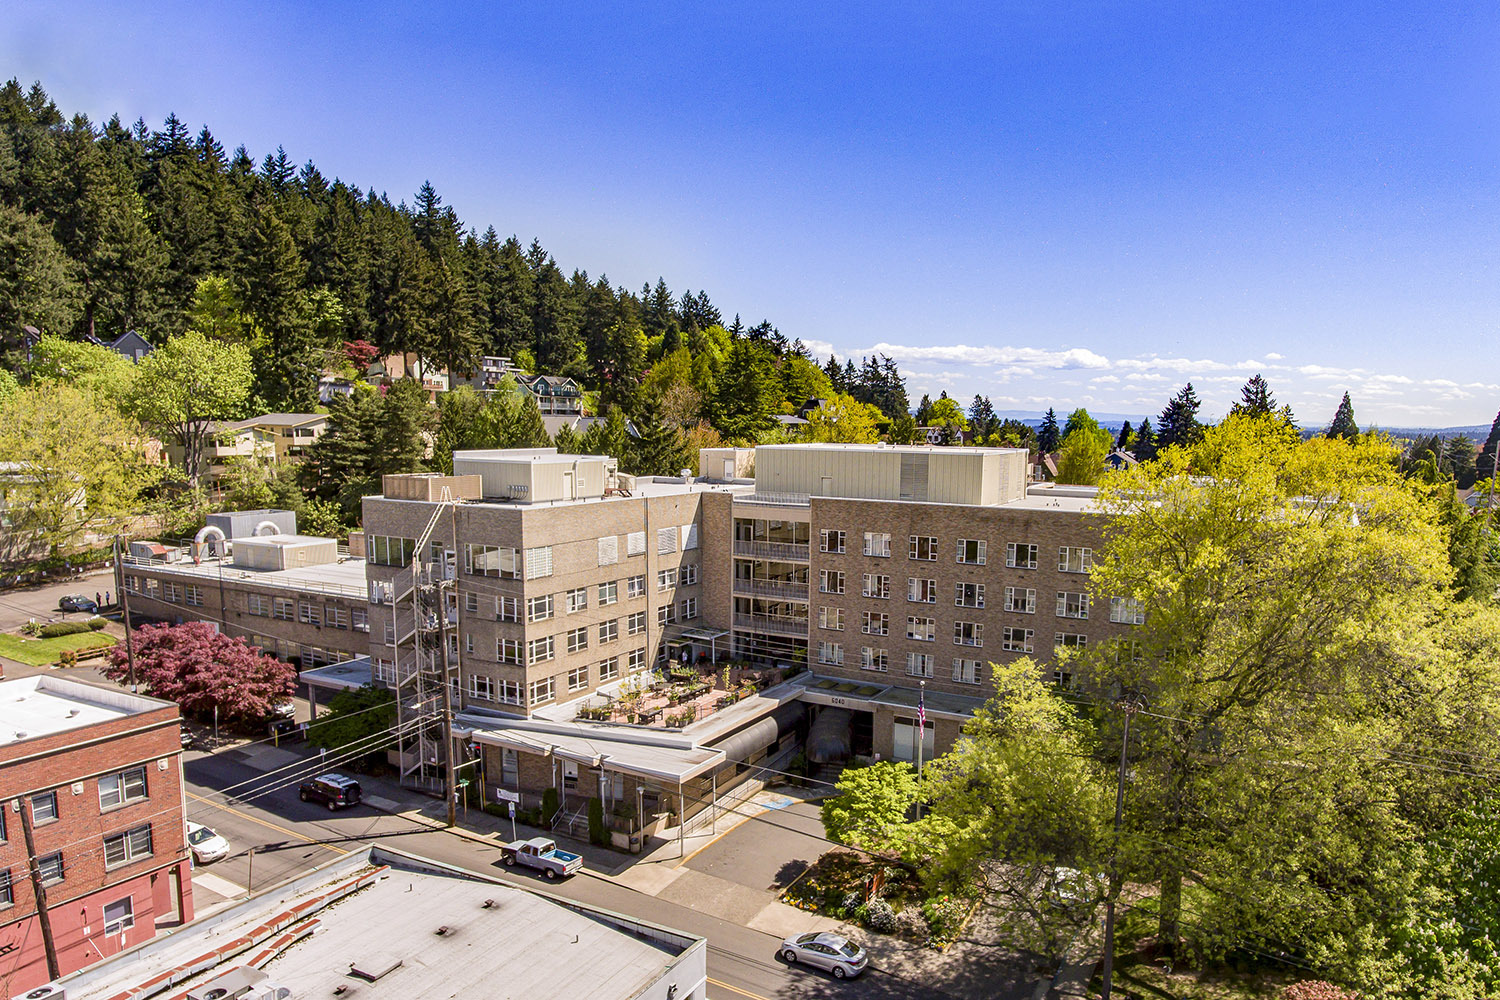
[
  {"x1": 684, "y1": 796, "x2": 828, "y2": 894},
  {"x1": 0, "y1": 569, "x2": 117, "y2": 630}
]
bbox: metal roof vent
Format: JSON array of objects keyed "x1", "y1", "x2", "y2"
[{"x1": 349, "y1": 955, "x2": 403, "y2": 981}]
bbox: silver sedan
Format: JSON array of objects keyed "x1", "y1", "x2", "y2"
[{"x1": 779, "y1": 931, "x2": 869, "y2": 979}]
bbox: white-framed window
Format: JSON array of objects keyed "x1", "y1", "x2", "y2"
[
  {"x1": 1056, "y1": 592, "x2": 1090, "y2": 619},
  {"x1": 818, "y1": 641, "x2": 844, "y2": 666},
  {"x1": 528, "y1": 636, "x2": 555, "y2": 664},
  {"x1": 627, "y1": 611, "x2": 647, "y2": 635},
  {"x1": 861, "y1": 611, "x2": 889, "y2": 636},
  {"x1": 954, "y1": 621, "x2": 983, "y2": 646},
  {"x1": 99, "y1": 767, "x2": 147, "y2": 809},
  {"x1": 680, "y1": 563, "x2": 699, "y2": 585},
  {"x1": 599, "y1": 581, "x2": 618, "y2": 606},
  {"x1": 1058, "y1": 546, "x2": 1093, "y2": 573},
  {"x1": 374, "y1": 658, "x2": 396, "y2": 684},
  {"x1": 529, "y1": 677, "x2": 555, "y2": 705},
  {"x1": 31, "y1": 791, "x2": 57, "y2": 824},
  {"x1": 273, "y1": 598, "x2": 295, "y2": 621},
  {"x1": 103, "y1": 825, "x2": 153, "y2": 869},
  {"x1": 247, "y1": 593, "x2": 269, "y2": 617},
  {"x1": 907, "y1": 577, "x2": 937, "y2": 603},
  {"x1": 820, "y1": 529, "x2": 846, "y2": 554},
  {"x1": 568, "y1": 665, "x2": 589, "y2": 691},
  {"x1": 819, "y1": 606, "x2": 845, "y2": 631},
  {"x1": 1002, "y1": 626, "x2": 1034, "y2": 652},
  {"x1": 598, "y1": 535, "x2": 619, "y2": 566},
  {"x1": 566, "y1": 626, "x2": 589, "y2": 653},
  {"x1": 465, "y1": 633, "x2": 475, "y2": 654},
  {"x1": 909, "y1": 535, "x2": 939, "y2": 561},
  {"x1": 628, "y1": 648, "x2": 647, "y2": 672},
  {"x1": 184, "y1": 584, "x2": 204, "y2": 607},
  {"x1": 953, "y1": 658, "x2": 982, "y2": 685},
  {"x1": 657, "y1": 568, "x2": 677, "y2": 591},
  {"x1": 498, "y1": 638, "x2": 522, "y2": 664},
  {"x1": 525, "y1": 546, "x2": 554, "y2": 579},
  {"x1": 1115, "y1": 639, "x2": 1144, "y2": 664},
  {"x1": 352, "y1": 608, "x2": 369, "y2": 632},
  {"x1": 162, "y1": 582, "x2": 182, "y2": 603},
  {"x1": 681, "y1": 524, "x2": 700, "y2": 550},
  {"x1": 1110, "y1": 597, "x2": 1146, "y2": 625},
  {"x1": 465, "y1": 543, "x2": 519, "y2": 578},
  {"x1": 956, "y1": 539, "x2": 986, "y2": 565},
  {"x1": 527, "y1": 594, "x2": 554, "y2": 622},
  {"x1": 566, "y1": 587, "x2": 588, "y2": 613},
  {"x1": 863, "y1": 532, "x2": 891, "y2": 557},
  {"x1": 369, "y1": 535, "x2": 416, "y2": 567},
  {"x1": 861, "y1": 646, "x2": 889, "y2": 672},
  {"x1": 1006, "y1": 542, "x2": 1038, "y2": 569},
  {"x1": 626, "y1": 575, "x2": 646, "y2": 599},
  {"x1": 1055, "y1": 633, "x2": 1088, "y2": 650},
  {"x1": 383, "y1": 622, "x2": 396, "y2": 645},
  {"x1": 497, "y1": 596, "x2": 519, "y2": 622},
  {"x1": 862, "y1": 574, "x2": 890, "y2": 599},
  {"x1": 680, "y1": 597, "x2": 698, "y2": 620},
  {"x1": 469, "y1": 674, "x2": 495, "y2": 701},
  {"x1": 37, "y1": 852, "x2": 64, "y2": 884},
  {"x1": 599, "y1": 656, "x2": 620, "y2": 681},
  {"x1": 657, "y1": 526, "x2": 678, "y2": 554},
  {"x1": 906, "y1": 616, "x2": 935, "y2": 642},
  {"x1": 299, "y1": 602, "x2": 320, "y2": 625},
  {"x1": 103, "y1": 896, "x2": 135, "y2": 935},
  {"x1": 465, "y1": 591, "x2": 480, "y2": 613},
  {"x1": 327, "y1": 606, "x2": 348, "y2": 629},
  {"x1": 599, "y1": 619, "x2": 619, "y2": 644},
  {"x1": 497, "y1": 680, "x2": 522, "y2": 705},
  {"x1": 906, "y1": 652, "x2": 934, "y2": 677},
  {"x1": 657, "y1": 604, "x2": 677, "y2": 627},
  {"x1": 955, "y1": 582, "x2": 985, "y2": 609},
  {"x1": 819, "y1": 570, "x2": 845, "y2": 595},
  {"x1": 1004, "y1": 587, "x2": 1036, "y2": 614},
  {"x1": 627, "y1": 531, "x2": 646, "y2": 556}
]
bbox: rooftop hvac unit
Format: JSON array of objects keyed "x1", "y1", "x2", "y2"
[
  {"x1": 185, "y1": 966, "x2": 269, "y2": 1000},
  {"x1": 11, "y1": 986, "x2": 66, "y2": 1000}
]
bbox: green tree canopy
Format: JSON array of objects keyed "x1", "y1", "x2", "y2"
[
  {"x1": 803, "y1": 392, "x2": 884, "y2": 443},
  {"x1": 821, "y1": 761, "x2": 918, "y2": 854},
  {"x1": 128, "y1": 329, "x2": 253, "y2": 483},
  {"x1": 29, "y1": 333, "x2": 137, "y2": 398}
]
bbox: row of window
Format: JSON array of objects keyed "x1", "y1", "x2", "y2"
[
  {"x1": 467, "y1": 600, "x2": 700, "y2": 666},
  {"x1": 821, "y1": 635, "x2": 1090, "y2": 676},
  {"x1": 464, "y1": 647, "x2": 652, "y2": 707},
  {"x1": 460, "y1": 568, "x2": 698, "y2": 625},
  {"x1": 816, "y1": 534, "x2": 1092, "y2": 573},
  {"x1": 245, "y1": 594, "x2": 368, "y2": 630},
  {"x1": 0, "y1": 768, "x2": 149, "y2": 842},
  {"x1": 815, "y1": 592, "x2": 1143, "y2": 623},
  {"x1": 460, "y1": 525, "x2": 702, "y2": 581}
]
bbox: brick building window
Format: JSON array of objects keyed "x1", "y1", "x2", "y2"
[
  {"x1": 906, "y1": 616, "x2": 935, "y2": 642},
  {"x1": 599, "y1": 619, "x2": 619, "y2": 644},
  {"x1": 327, "y1": 606, "x2": 348, "y2": 629},
  {"x1": 1006, "y1": 543, "x2": 1038, "y2": 569},
  {"x1": 627, "y1": 575, "x2": 646, "y2": 599},
  {"x1": 299, "y1": 602, "x2": 320, "y2": 625},
  {"x1": 955, "y1": 582, "x2": 985, "y2": 609},
  {"x1": 527, "y1": 595, "x2": 554, "y2": 622},
  {"x1": 820, "y1": 530, "x2": 845, "y2": 554},
  {"x1": 104, "y1": 824, "x2": 153, "y2": 869},
  {"x1": 352, "y1": 608, "x2": 369, "y2": 632},
  {"x1": 862, "y1": 574, "x2": 890, "y2": 599},
  {"x1": 469, "y1": 675, "x2": 494, "y2": 701},
  {"x1": 185, "y1": 585, "x2": 204, "y2": 607},
  {"x1": 627, "y1": 611, "x2": 647, "y2": 635},
  {"x1": 818, "y1": 641, "x2": 844, "y2": 666},
  {"x1": 863, "y1": 532, "x2": 892, "y2": 557},
  {"x1": 1004, "y1": 587, "x2": 1036, "y2": 614},
  {"x1": 568, "y1": 666, "x2": 589, "y2": 691},
  {"x1": 599, "y1": 581, "x2": 618, "y2": 606},
  {"x1": 599, "y1": 656, "x2": 620, "y2": 681},
  {"x1": 956, "y1": 539, "x2": 986, "y2": 565},
  {"x1": 680, "y1": 597, "x2": 697, "y2": 620},
  {"x1": 954, "y1": 621, "x2": 983, "y2": 647},
  {"x1": 273, "y1": 598, "x2": 294, "y2": 621},
  {"x1": 497, "y1": 597, "x2": 519, "y2": 622},
  {"x1": 498, "y1": 638, "x2": 522, "y2": 664},
  {"x1": 657, "y1": 568, "x2": 677, "y2": 591},
  {"x1": 566, "y1": 588, "x2": 588, "y2": 613},
  {"x1": 905, "y1": 652, "x2": 934, "y2": 677},
  {"x1": 99, "y1": 767, "x2": 147, "y2": 809},
  {"x1": 819, "y1": 570, "x2": 845, "y2": 595},
  {"x1": 247, "y1": 594, "x2": 269, "y2": 616},
  {"x1": 1058, "y1": 547, "x2": 1093, "y2": 573},
  {"x1": 529, "y1": 677, "x2": 555, "y2": 705},
  {"x1": 1055, "y1": 633, "x2": 1088, "y2": 650},
  {"x1": 566, "y1": 627, "x2": 589, "y2": 654},
  {"x1": 104, "y1": 897, "x2": 135, "y2": 934},
  {"x1": 1056, "y1": 592, "x2": 1090, "y2": 619},
  {"x1": 657, "y1": 604, "x2": 677, "y2": 627},
  {"x1": 861, "y1": 611, "x2": 889, "y2": 636},
  {"x1": 628, "y1": 649, "x2": 647, "y2": 672},
  {"x1": 0, "y1": 869, "x2": 11, "y2": 906},
  {"x1": 1109, "y1": 597, "x2": 1146, "y2": 624},
  {"x1": 952, "y1": 658, "x2": 982, "y2": 685},
  {"x1": 1002, "y1": 627, "x2": 1034, "y2": 652},
  {"x1": 909, "y1": 535, "x2": 939, "y2": 561},
  {"x1": 497, "y1": 680, "x2": 522, "y2": 705},
  {"x1": 527, "y1": 636, "x2": 555, "y2": 665},
  {"x1": 818, "y1": 607, "x2": 845, "y2": 631},
  {"x1": 37, "y1": 853, "x2": 63, "y2": 884},
  {"x1": 860, "y1": 647, "x2": 889, "y2": 672},
  {"x1": 31, "y1": 791, "x2": 58, "y2": 824},
  {"x1": 681, "y1": 563, "x2": 699, "y2": 585},
  {"x1": 907, "y1": 578, "x2": 937, "y2": 603}
]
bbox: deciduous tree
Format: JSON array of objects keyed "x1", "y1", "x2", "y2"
[
  {"x1": 104, "y1": 622, "x2": 296, "y2": 721},
  {"x1": 128, "y1": 329, "x2": 253, "y2": 483}
]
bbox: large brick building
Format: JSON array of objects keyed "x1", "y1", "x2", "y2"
[{"x1": 0, "y1": 676, "x2": 193, "y2": 994}]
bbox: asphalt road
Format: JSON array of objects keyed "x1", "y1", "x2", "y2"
[
  {"x1": 184, "y1": 752, "x2": 952, "y2": 1000},
  {"x1": 0, "y1": 569, "x2": 117, "y2": 631}
]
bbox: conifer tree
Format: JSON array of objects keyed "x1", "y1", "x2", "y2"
[
  {"x1": 552, "y1": 422, "x2": 580, "y2": 454},
  {"x1": 1038, "y1": 407, "x2": 1061, "y2": 453},
  {"x1": 915, "y1": 394, "x2": 934, "y2": 426},
  {"x1": 1231, "y1": 373, "x2": 1276, "y2": 418},
  {"x1": 1476, "y1": 410, "x2": 1500, "y2": 484},
  {"x1": 1116, "y1": 420, "x2": 1133, "y2": 450},
  {"x1": 1132, "y1": 416, "x2": 1158, "y2": 462},
  {"x1": 1157, "y1": 383, "x2": 1204, "y2": 451},
  {"x1": 1326, "y1": 391, "x2": 1359, "y2": 440}
]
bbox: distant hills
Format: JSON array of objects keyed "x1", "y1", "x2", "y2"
[{"x1": 990, "y1": 410, "x2": 1492, "y2": 440}]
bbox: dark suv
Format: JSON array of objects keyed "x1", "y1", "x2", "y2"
[{"x1": 298, "y1": 773, "x2": 362, "y2": 810}]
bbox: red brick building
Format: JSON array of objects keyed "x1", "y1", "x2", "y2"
[{"x1": 0, "y1": 676, "x2": 193, "y2": 994}]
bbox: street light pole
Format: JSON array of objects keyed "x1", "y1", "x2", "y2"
[{"x1": 114, "y1": 535, "x2": 137, "y2": 692}]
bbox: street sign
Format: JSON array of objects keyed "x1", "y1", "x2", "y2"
[
  {"x1": 457, "y1": 779, "x2": 470, "y2": 788},
  {"x1": 508, "y1": 801, "x2": 516, "y2": 818},
  {"x1": 495, "y1": 789, "x2": 520, "y2": 804}
]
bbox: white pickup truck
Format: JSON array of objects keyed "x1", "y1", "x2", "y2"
[{"x1": 499, "y1": 837, "x2": 584, "y2": 879}]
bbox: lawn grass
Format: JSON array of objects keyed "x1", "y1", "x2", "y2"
[{"x1": 0, "y1": 631, "x2": 116, "y2": 666}]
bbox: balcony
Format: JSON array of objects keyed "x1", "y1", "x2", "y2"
[
  {"x1": 733, "y1": 613, "x2": 809, "y2": 637},
  {"x1": 733, "y1": 540, "x2": 810, "y2": 562},
  {"x1": 733, "y1": 578, "x2": 810, "y2": 602}
]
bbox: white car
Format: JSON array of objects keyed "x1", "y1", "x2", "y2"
[
  {"x1": 187, "y1": 822, "x2": 231, "y2": 864},
  {"x1": 779, "y1": 931, "x2": 868, "y2": 979}
]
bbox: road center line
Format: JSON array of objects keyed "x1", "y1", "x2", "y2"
[
  {"x1": 187, "y1": 792, "x2": 348, "y2": 857},
  {"x1": 706, "y1": 977, "x2": 774, "y2": 1000}
]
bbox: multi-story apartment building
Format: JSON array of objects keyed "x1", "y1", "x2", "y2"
[
  {"x1": 361, "y1": 453, "x2": 739, "y2": 721},
  {"x1": 118, "y1": 525, "x2": 370, "y2": 670},
  {"x1": 700, "y1": 443, "x2": 1130, "y2": 763},
  {"x1": 0, "y1": 676, "x2": 193, "y2": 994}
]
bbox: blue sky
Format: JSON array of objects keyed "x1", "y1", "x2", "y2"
[{"x1": 5, "y1": 2, "x2": 1499, "y2": 428}]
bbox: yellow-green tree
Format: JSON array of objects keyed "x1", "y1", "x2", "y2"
[
  {"x1": 1055, "y1": 409, "x2": 1114, "y2": 484},
  {"x1": 803, "y1": 392, "x2": 883, "y2": 443},
  {"x1": 28, "y1": 334, "x2": 139, "y2": 399}
]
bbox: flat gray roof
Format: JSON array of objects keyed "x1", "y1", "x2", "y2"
[
  {"x1": 755, "y1": 442, "x2": 1028, "y2": 457},
  {"x1": 124, "y1": 553, "x2": 369, "y2": 598},
  {"x1": 0, "y1": 676, "x2": 170, "y2": 746},
  {"x1": 301, "y1": 656, "x2": 373, "y2": 692},
  {"x1": 61, "y1": 846, "x2": 702, "y2": 1000}
]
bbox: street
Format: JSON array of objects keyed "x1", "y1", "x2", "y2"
[{"x1": 183, "y1": 750, "x2": 959, "y2": 1000}]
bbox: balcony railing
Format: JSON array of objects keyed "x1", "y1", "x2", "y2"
[
  {"x1": 733, "y1": 613, "x2": 810, "y2": 637},
  {"x1": 732, "y1": 579, "x2": 810, "y2": 601},
  {"x1": 733, "y1": 540, "x2": 810, "y2": 562}
]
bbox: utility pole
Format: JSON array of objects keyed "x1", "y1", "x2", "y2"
[
  {"x1": 443, "y1": 502, "x2": 460, "y2": 828},
  {"x1": 1100, "y1": 695, "x2": 1141, "y2": 1000},
  {"x1": 114, "y1": 535, "x2": 137, "y2": 692},
  {"x1": 18, "y1": 798, "x2": 61, "y2": 981}
]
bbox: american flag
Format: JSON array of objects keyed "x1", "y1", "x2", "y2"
[{"x1": 917, "y1": 686, "x2": 926, "y2": 730}]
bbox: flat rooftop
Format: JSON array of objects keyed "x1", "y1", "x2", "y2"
[
  {"x1": 0, "y1": 676, "x2": 169, "y2": 747},
  {"x1": 62, "y1": 847, "x2": 703, "y2": 1000},
  {"x1": 375, "y1": 476, "x2": 751, "y2": 508},
  {"x1": 755, "y1": 442, "x2": 1029, "y2": 457},
  {"x1": 124, "y1": 551, "x2": 369, "y2": 598}
]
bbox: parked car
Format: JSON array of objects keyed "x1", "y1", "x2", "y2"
[
  {"x1": 498, "y1": 837, "x2": 583, "y2": 879},
  {"x1": 780, "y1": 931, "x2": 869, "y2": 979},
  {"x1": 186, "y1": 821, "x2": 231, "y2": 864},
  {"x1": 58, "y1": 594, "x2": 98, "y2": 613},
  {"x1": 298, "y1": 773, "x2": 362, "y2": 810}
]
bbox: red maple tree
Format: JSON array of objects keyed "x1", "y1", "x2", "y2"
[{"x1": 104, "y1": 622, "x2": 297, "y2": 721}]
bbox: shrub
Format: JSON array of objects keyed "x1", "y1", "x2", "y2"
[
  {"x1": 588, "y1": 797, "x2": 607, "y2": 845},
  {"x1": 19, "y1": 621, "x2": 41, "y2": 636},
  {"x1": 542, "y1": 787, "x2": 559, "y2": 823},
  {"x1": 483, "y1": 802, "x2": 508, "y2": 818},
  {"x1": 87, "y1": 616, "x2": 108, "y2": 630},
  {"x1": 842, "y1": 890, "x2": 864, "y2": 913},
  {"x1": 39, "y1": 621, "x2": 92, "y2": 638},
  {"x1": 57, "y1": 649, "x2": 77, "y2": 669},
  {"x1": 864, "y1": 897, "x2": 898, "y2": 933}
]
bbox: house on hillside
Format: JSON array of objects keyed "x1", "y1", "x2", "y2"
[{"x1": 18, "y1": 327, "x2": 153, "y2": 361}]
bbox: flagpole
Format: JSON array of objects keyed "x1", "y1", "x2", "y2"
[{"x1": 915, "y1": 680, "x2": 925, "y2": 820}]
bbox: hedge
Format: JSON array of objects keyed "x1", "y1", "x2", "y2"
[{"x1": 39, "y1": 621, "x2": 94, "y2": 638}]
